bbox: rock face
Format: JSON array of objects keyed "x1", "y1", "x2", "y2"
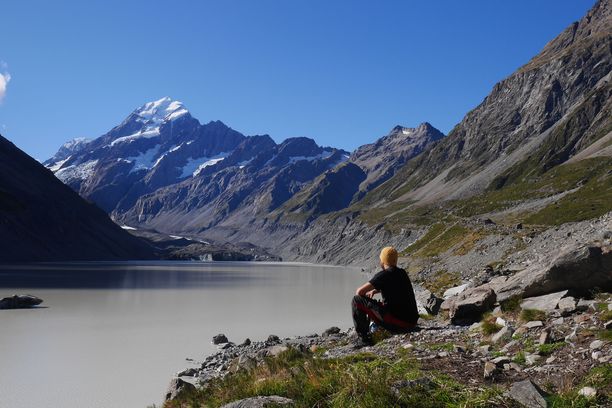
[
  {"x1": 165, "y1": 377, "x2": 196, "y2": 401},
  {"x1": 0, "y1": 135, "x2": 155, "y2": 261},
  {"x1": 348, "y1": 122, "x2": 444, "y2": 201},
  {"x1": 493, "y1": 244, "x2": 612, "y2": 302},
  {"x1": 0, "y1": 295, "x2": 43, "y2": 309}
]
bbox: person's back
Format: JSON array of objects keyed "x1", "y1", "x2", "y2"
[{"x1": 369, "y1": 265, "x2": 418, "y2": 324}]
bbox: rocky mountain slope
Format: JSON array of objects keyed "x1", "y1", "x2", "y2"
[
  {"x1": 0, "y1": 135, "x2": 155, "y2": 261},
  {"x1": 241, "y1": 0, "x2": 612, "y2": 270}
]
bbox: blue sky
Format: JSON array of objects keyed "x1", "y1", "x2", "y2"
[{"x1": 0, "y1": 0, "x2": 593, "y2": 161}]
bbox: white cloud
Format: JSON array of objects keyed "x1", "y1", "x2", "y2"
[{"x1": 0, "y1": 62, "x2": 11, "y2": 103}]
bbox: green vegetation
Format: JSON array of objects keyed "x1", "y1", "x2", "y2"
[
  {"x1": 164, "y1": 347, "x2": 505, "y2": 408},
  {"x1": 453, "y1": 158, "x2": 612, "y2": 221},
  {"x1": 480, "y1": 314, "x2": 503, "y2": 335},
  {"x1": 512, "y1": 351, "x2": 526, "y2": 365},
  {"x1": 500, "y1": 296, "x2": 522, "y2": 313},
  {"x1": 421, "y1": 270, "x2": 461, "y2": 297},
  {"x1": 403, "y1": 223, "x2": 477, "y2": 259},
  {"x1": 546, "y1": 364, "x2": 611, "y2": 407},
  {"x1": 597, "y1": 329, "x2": 612, "y2": 342},
  {"x1": 520, "y1": 309, "x2": 546, "y2": 322},
  {"x1": 538, "y1": 342, "x2": 566, "y2": 356}
]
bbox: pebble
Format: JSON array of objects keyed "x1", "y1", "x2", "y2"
[
  {"x1": 483, "y1": 361, "x2": 497, "y2": 379},
  {"x1": 604, "y1": 320, "x2": 612, "y2": 330},
  {"x1": 551, "y1": 317, "x2": 564, "y2": 326},
  {"x1": 525, "y1": 354, "x2": 541, "y2": 366},
  {"x1": 589, "y1": 340, "x2": 603, "y2": 350},
  {"x1": 591, "y1": 351, "x2": 602, "y2": 360},
  {"x1": 523, "y1": 320, "x2": 543, "y2": 329},
  {"x1": 545, "y1": 356, "x2": 556, "y2": 364},
  {"x1": 578, "y1": 386, "x2": 597, "y2": 398}
]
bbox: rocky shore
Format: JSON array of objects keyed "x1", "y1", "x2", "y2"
[{"x1": 159, "y1": 235, "x2": 611, "y2": 407}]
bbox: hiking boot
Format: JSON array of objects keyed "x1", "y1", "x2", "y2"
[{"x1": 353, "y1": 335, "x2": 374, "y2": 349}]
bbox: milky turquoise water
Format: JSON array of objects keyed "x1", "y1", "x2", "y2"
[{"x1": 0, "y1": 261, "x2": 366, "y2": 408}]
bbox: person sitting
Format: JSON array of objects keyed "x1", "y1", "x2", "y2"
[{"x1": 351, "y1": 246, "x2": 419, "y2": 347}]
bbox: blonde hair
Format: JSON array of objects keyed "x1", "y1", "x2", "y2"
[{"x1": 379, "y1": 246, "x2": 398, "y2": 267}]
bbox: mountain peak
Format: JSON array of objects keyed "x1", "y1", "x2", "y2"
[{"x1": 134, "y1": 97, "x2": 189, "y2": 123}]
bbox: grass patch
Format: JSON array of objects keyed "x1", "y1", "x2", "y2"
[
  {"x1": 165, "y1": 346, "x2": 503, "y2": 408},
  {"x1": 597, "y1": 329, "x2": 612, "y2": 342},
  {"x1": 520, "y1": 309, "x2": 546, "y2": 322},
  {"x1": 402, "y1": 223, "x2": 446, "y2": 255},
  {"x1": 422, "y1": 271, "x2": 461, "y2": 297},
  {"x1": 451, "y1": 158, "x2": 612, "y2": 222},
  {"x1": 538, "y1": 342, "x2": 566, "y2": 356},
  {"x1": 547, "y1": 364, "x2": 612, "y2": 407},
  {"x1": 513, "y1": 351, "x2": 526, "y2": 365},
  {"x1": 500, "y1": 296, "x2": 522, "y2": 313},
  {"x1": 452, "y1": 229, "x2": 487, "y2": 256},
  {"x1": 481, "y1": 314, "x2": 503, "y2": 335}
]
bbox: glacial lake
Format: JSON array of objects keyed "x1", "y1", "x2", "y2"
[{"x1": 0, "y1": 261, "x2": 366, "y2": 408}]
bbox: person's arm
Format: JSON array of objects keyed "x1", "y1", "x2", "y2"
[{"x1": 356, "y1": 282, "x2": 378, "y2": 297}]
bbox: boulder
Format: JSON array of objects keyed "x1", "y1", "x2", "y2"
[
  {"x1": 322, "y1": 326, "x2": 341, "y2": 337},
  {"x1": 0, "y1": 294, "x2": 43, "y2": 309},
  {"x1": 447, "y1": 287, "x2": 496, "y2": 324},
  {"x1": 165, "y1": 377, "x2": 196, "y2": 401},
  {"x1": 506, "y1": 380, "x2": 548, "y2": 408},
  {"x1": 443, "y1": 283, "x2": 470, "y2": 299},
  {"x1": 558, "y1": 296, "x2": 576, "y2": 315},
  {"x1": 220, "y1": 396, "x2": 294, "y2": 408},
  {"x1": 492, "y1": 245, "x2": 612, "y2": 303},
  {"x1": 425, "y1": 294, "x2": 444, "y2": 315},
  {"x1": 520, "y1": 291, "x2": 568, "y2": 312},
  {"x1": 212, "y1": 334, "x2": 229, "y2": 344}
]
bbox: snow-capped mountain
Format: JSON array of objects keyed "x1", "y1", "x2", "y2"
[{"x1": 46, "y1": 97, "x2": 350, "y2": 231}]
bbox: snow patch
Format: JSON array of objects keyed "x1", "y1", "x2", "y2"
[
  {"x1": 121, "y1": 225, "x2": 137, "y2": 230},
  {"x1": 288, "y1": 150, "x2": 333, "y2": 164},
  {"x1": 48, "y1": 156, "x2": 71, "y2": 172},
  {"x1": 55, "y1": 159, "x2": 99, "y2": 182},
  {"x1": 127, "y1": 145, "x2": 161, "y2": 173},
  {"x1": 180, "y1": 153, "x2": 228, "y2": 178}
]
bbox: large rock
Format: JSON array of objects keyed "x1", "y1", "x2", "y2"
[
  {"x1": 220, "y1": 395, "x2": 294, "y2": 408},
  {"x1": 212, "y1": 334, "x2": 229, "y2": 344},
  {"x1": 493, "y1": 245, "x2": 612, "y2": 303},
  {"x1": 165, "y1": 377, "x2": 196, "y2": 401},
  {"x1": 506, "y1": 380, "x2": 547, "y2": 408},
  {"x1": 446, "y1": 287, "x2": 497, "y2": 324},
  {"x1": 414, "y1": 285, "x2": 443, "y2": 315},
  {"x1": 0, "y1": 295, "x2": 43, "y2": 309},
  {"x1": 520, "y1": 291, "x2": 568, "y2": 312}
]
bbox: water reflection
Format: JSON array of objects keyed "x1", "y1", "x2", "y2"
[{"x1": 0, "y1": 262, "x2": 273, "y2": 289}]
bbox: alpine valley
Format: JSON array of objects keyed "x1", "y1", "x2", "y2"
[{"x1": 24, "y1": 0, "x2": 612, "y2": 277}]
